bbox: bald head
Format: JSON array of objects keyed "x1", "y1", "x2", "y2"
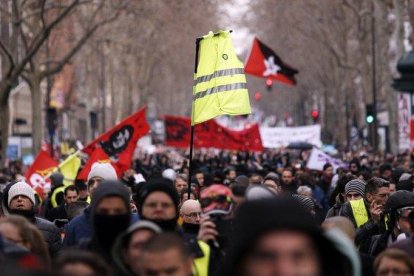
[
  {"x1": 180, "y1": 200, "x2": 202, "y2": 224},
  {"x1": 322, "y1": 216, "x2": 356, "y2": 241}
]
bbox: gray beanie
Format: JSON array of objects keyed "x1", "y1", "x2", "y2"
[
  {"x1": 8, "y1": 181, "x2": 36, "y2": 207},
  {"x1": 345, "y1": 179, "x2": 366, "y2": 197}
]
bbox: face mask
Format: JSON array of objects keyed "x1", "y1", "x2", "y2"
[
  {"x1": 182, "y1": 222, "x2": 200, "y2": 234},
  {"x1": 142, "y1": 216, "x2": 177, "y2": 232},
  {"x1": 93, "y1": 213, "x2": 130, "y2": 250},
  {"x1": 9, "y1": 209, "x2": 35, "y2": 221}
]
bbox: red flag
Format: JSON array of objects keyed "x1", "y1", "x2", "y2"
[
  {"x1": 210, "y1": 121, "x2": 263, "y2": 152},
  {"x1": 83, "y1": 107, "x2": 150, "y2": 173},
  {"x1": 164, "y1": 115, "x2": 263, "y2": 151},
  {"x1": 25, "y1": 151, "x2": 59, "y2": 198},
  {"x1": 164, "y1": 115, "x2": 192, "y2": 148},
  {"x1": 77, "y1": 147, "x2": 121, "y2": 180},
  {"x1": 245, "y1": 38, "x2": 298, "y2": 86}
]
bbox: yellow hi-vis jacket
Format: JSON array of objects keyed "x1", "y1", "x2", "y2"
[
  {"x1": 350, "y1": 198, "x2": 369, "y2": 228},
  {"x1": 192, "y1": 30, "x2": 251, "y2": 125},
  {"x1": 192, "y1": 240, "x2": 210, "y2": 276},
  {"x1": 51, "y1": 186, "x2": 66, "y2": 208}
]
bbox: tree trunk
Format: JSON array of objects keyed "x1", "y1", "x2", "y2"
[
  {"x1": 0, "y1": 100, "x2": 10, "y2": 168},
  {"x1": 29, "y1": 76, "x2": 43, "y2": 156}
]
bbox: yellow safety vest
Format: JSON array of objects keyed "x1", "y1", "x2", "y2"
[
  {"x1": 51, "y1": 186, "x2": 66, "y2": 208},
  {"x1": 350, "y1": 198, "x2": 369, "y2": 228},
  {"x1": 192, "y1": 30, "x2": 251, "y2": 125},
  {"x1": 192, "y1": 241, "x2": 210, "y2": 276}
]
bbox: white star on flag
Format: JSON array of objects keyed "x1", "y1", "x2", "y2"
[{"x1": 263, "y1": 56, "x2": 280, "y2": 77}]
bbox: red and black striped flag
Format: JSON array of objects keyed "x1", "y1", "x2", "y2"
[{"x1": 245, "y1": 38, "x2": 298, "y2": 86}]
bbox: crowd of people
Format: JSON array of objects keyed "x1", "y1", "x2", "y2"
[{"x1": 0, "y1": 148, "x2": 413, "y2": 275}]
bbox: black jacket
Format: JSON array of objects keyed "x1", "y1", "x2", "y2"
[
  {"x1": 339, "y1": 201, "x2": 385, "y2": 252},
  {"x1": 46, "y1": 204, "x2": 68, "y2": 222}
]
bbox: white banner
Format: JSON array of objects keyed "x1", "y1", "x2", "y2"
[
  {"x1": 398, "y1": 93, "x2": 411, "y2": 151},
  {"x1": 306, "y1": 148, "x2": 348, "y2": 172},
  {"x1": 260, "y1": 125, "x2": 322, "y2": 148}
]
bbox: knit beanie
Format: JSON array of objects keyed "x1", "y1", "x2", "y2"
[
  {"x1": 50, "y1": 172, "x2": 64, "y2": 188},
  {"x1": 87, "y1": 162, "x2": 118, "y2": 182},
  {"x1": 292, "y1": 194, "x2": 315, "y2": 212},
  {"x1": 7, "y1": 181, "x2": 36, "y2": 207},
  {"x1": 138, "y1": 178, "x2": 180, "y2": 217},
  {"x1": 345, "y1": 179, "x2": 366, "y2": 197}
]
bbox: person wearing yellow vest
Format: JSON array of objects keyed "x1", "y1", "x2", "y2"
[{"x1": 339, "y1": 177, "x2": 390, "y2": 253}]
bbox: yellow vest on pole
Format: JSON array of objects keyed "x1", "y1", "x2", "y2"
[{"x1": 192, "y1": 30, "x2": 251, "y2": 125}]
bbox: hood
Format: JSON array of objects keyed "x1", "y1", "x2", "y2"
[{"x1": 224, "y1": 198, "x2": 356, "y2": 276}]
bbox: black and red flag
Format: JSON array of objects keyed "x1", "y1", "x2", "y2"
[{"x1": 244, "y1": 38, "x2": 299, "y2": 86}]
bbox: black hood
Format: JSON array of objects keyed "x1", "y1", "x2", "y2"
[{"x1": 90, "y1": 180, "x2": 131, "y2": 217}]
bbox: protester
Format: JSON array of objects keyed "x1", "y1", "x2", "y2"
[
  {"x1": 3, "y1": 181, "x2": 61, "y2": 257},
  {"x1": 64, "y1": 162, "x2": 118, "y2": 246},
  {"x1": 180, "y1": 199, "x2": 202, "y2": 239},
  {"x1": 262, "y1": 172, "x2": 281, "y2": 194},
  {"x1": 326, "y1": 173, "x2": 357, "y2": 218},
  {"x1": 137, "y1": 179, "x2": 180, "y2": 232},
  {"x1": 0, "y1": 215, "x2": 51, "y2": 266},
  {"x1": 78, "y1": 180, "x2": 131, "y2": 266},
  {"x1": 365, "y1": 190, "x2": 414, "y2": 256},
  {"x1": 175, "y1": 174, "x2": 189, "y2": 195},
  {"x1": 46, "y1": 185, "x2": 79, "y2": 223},
  {"x1": 112, "y1": 220, "x2": 162, "y2": 276},
  {"x1": 53, "y1": 249, "x2": 111, "y2": 276},
  {"x1": 374, "y1": 249, "x2": 414, "y2": 276},
  {"x1": 225, "y1": 197, "x2": 357, "y2": 276},
  {"x1": 139, "y1": 233, "x2": 193, "y2": 276},
  {"x1": 280, "y1": 168, "x2": 296, "y2": 194}
]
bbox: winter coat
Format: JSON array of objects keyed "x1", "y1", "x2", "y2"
[{"x1": 35, "y1": 216, "x2": 62, "y2": 257}]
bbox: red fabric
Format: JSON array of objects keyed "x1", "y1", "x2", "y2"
[
  {"x1": 164, "y1": 116, "x2": 263, "y2": 151},
  {"x1": 77, "y1": 147, "x2": 121, "y2": 180},
  {"x1": 244, "y1": 39, "x2": 267, "y2": 78},
  {"x1": 25, "y1": 151, "x2": 59, "y2": 198},
  {"x1": 83, "y1": 107, "x2": 149, "y2": 173},
  {"x1": 244, "y1": 38, "x2": 298, "y2": 86}
]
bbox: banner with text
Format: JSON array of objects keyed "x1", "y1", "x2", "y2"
[{"x1": 260, "y1": 125, "x2": 322, "y2": 148}]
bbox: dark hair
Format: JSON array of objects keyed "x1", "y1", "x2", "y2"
[
  {"x1": 323, "y1": 163, "x2": 333, "y2": 171},
  {"x1": 379, "y1": 163, "x2": 393, "y2": 174},
  {"x1": 143, "y1": 233, "x2": 190, "y2": 259},
  {"x1": 64, "y1": 185, "x2": 79, "y2": 196},
  {"x1": 365, "y1": 177, "x2": 390, "y2": 195},
  {"x1": 54, "y1": 249, "x2": 111, "y2": 276},
  {"x1": 231, "y1": 183, "x2": 248, "y2": 197},
  {"x1": 180, "y1": 188, "x2": 198, "y2": 201}
]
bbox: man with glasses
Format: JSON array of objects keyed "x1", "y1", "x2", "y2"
[
  {"x1": 366, "y1": 190, "x2": 414, "y2": 256},
  {"x1": 340, "y1": 177, "x2": 390, "y2": 253},
  {"x1": 180, "y1": 199, "x2": 202, "y2": 239}
]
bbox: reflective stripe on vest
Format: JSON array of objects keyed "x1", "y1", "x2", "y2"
[
  {"x1": 192, "y1": 30, "x2": 251, "y2": 125},
  {"x1": 350, "y1": 198, "x2": 369, "y2": 228},
  {"x1": 193, "y1": 240, "x2": 210, "y2": 276},
  {"x1": 51, "y1": 186, "x2": 66, "y2": 208}
]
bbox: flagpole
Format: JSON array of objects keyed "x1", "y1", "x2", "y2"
[{"x1": 188, "y1": 36, "x2": 203, "y2": 200}]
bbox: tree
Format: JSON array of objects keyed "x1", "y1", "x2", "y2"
[{"x1": 0, "y1": 0, "x2": 128, "y2": 165}]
